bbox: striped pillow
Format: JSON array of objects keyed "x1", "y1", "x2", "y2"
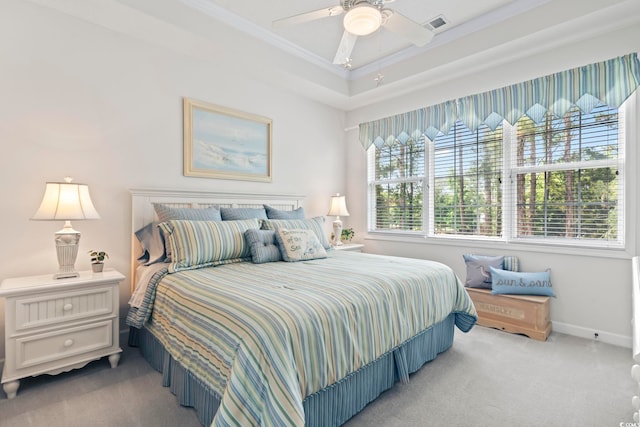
[
  {"x1": 503, "y1": 256, "x2": 519, "y2": 272},
  {"x1": 153, "y1": 204, "x2": 222, "y2": 263},
  {"x1": 261, "y1": 217, "x2": 330, "y2": 249},
  {"x1": 158, "y1": 219, "x2": 259, "y2": 273}
]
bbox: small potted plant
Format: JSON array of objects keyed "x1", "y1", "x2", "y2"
[
  {"x1": 88, "y1": 250, "x2": 109, "y2": 273},
  {"x1": 341, "y1": 228, "x2": 355, "y2": 243}
]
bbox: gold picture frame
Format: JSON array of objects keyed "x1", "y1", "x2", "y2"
[{"x1": 183, "y1": 98, "x2": 272, "y2": 182}]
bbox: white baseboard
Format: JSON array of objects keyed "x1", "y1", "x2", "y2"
[{"x1": 552, "y1": 320, "x2": 632, "y2": 348}]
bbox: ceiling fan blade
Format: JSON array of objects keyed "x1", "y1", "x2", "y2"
[
  {"x1": 273, "y1": 6, "x2": 344, "y2": 28},
  {"x1": 333, "y1": 31, "x2": 358, "y2": 65},
  {"x1": 383, "y1": 11, "x2": 434, "y2": 46}
]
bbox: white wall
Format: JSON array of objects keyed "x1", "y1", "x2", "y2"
[
  {"x1": 345, "y1": 24, "x2": 640, "y2": 347},
  {"x1": 0, "y1": 1, "x2": 347, "y2": 359}
]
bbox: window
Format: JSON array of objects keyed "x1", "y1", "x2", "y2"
[
  {"x1": 368, "y1": 139, "x2": 424, "y2": 233},
  {"x1": 509, "y1": 104, "x2": 623, "y2": 245},
  {"x1": 432, "y1": 122, "x2": 503, "y2": 238},
  {"x1": 367, "y1": 101, "x2": 626, "y2": 248}
]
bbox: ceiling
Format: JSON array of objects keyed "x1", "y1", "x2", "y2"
[
  {"x1": 187, "y1": 0, "x2": 516, "y2": 70},
  {"x1": 36, "y1": 0, "x2": 640, "y2": 110}
]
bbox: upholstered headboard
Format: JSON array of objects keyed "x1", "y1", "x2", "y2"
[{"x1": 130, "y1": 188, "x2": 304, "y2": 292}]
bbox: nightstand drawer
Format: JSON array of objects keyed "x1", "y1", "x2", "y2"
[
  {"x1": 14, "y1": 320, "x2": 114, "y2": 369},
  {"x1": 12, "y1": 286, "x2": 114, "y2": 331}
]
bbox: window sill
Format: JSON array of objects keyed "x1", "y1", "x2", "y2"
[{"x1": 364, "y1": 232, "x2": 633, "y2": 260}]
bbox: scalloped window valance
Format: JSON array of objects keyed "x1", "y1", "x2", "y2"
[{"x1": 359, "y1": 53, "x2": 640, "y2": 150}]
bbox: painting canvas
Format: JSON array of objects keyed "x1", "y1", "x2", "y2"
[{"x1": 184, "y1": 98, "x2": 272, "y2": 181}]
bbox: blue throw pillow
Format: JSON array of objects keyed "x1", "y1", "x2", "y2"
[
  {"x1": 154, "y1": 203, "x2": 222, "y2": 222},
  {"x1": 490, "y1": 267, "x2": 555, "y2": 297},
  {"x1": 220, "y1": 207, "x2": 268, "y2": 221},
  {"x1": 264, "y1": 204, "x2": 305, "y2": 219},
  {"x1": 134, "y1": 222, "x2": 166, "y2": 265},
  {"x1": 244, "y1": 229, "x2": 282, "y2": 264}
]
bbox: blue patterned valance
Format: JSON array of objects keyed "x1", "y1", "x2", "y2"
[{"x1": 359, "y1": 53, "x2": 640, "y2": 150}]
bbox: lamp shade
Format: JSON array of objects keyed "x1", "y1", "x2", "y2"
[
  {"x1": 32, "y1": 177, "x2": 100, "y2": 221},
  {"x1": 343, "y1": 4, "x2": 382, "y2": 36},
  {"x1": 327, "y1": 194, "x2": 350, "y2": 217}
]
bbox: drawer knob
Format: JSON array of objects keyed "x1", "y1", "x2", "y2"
[
  {"x1": 63, "y1": 339, "x2": 74, "y2": 348},
  {"x1": 63, "y1": 303, "x2": 73, "y2": 311}
]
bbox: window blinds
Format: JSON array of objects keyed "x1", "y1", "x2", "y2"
[
  {"x1": 369, "y1": 140, "x2": 425, "y2": 231},
  {"x1": 432, "y1": 122, "x2": 503, "y2": 237},
  {"x1": 507, "y1": 103, "x2": 623, "y2": 245}
]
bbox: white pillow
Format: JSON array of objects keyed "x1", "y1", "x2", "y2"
[{"x1": 275, "y1": 228, "x2": 327, "y2": 262}]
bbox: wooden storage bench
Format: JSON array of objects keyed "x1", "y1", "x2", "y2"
[{"x1": 466, "y1": 288, "x2": 551, "y2": 341}]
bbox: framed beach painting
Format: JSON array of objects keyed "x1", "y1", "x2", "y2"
[{"x1": 183, "y1": 98, "x2": 272, "y2": 182}]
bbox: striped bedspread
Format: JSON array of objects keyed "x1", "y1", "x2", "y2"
[{"x1": 127, "y1": 251, "x2": 477, "y2": 427}]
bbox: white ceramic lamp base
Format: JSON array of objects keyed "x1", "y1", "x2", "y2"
[
  {"x1": 54, "y1": 221, "x2": 80, "y2": 279},
  {"x1": 332, "y1": 217, "x2": 343, "y2": 246}
]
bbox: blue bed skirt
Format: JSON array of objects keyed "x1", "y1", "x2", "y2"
[{"x1": 129, "y1": 312, "x2": 463, "y2": 427}]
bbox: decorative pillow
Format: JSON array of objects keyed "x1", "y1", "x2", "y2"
[
  {"x1": 463, "y1": 254, "x2": 505, "y2": 289},
  {"x1": 262, "y1": 217, "x2": 331, "y2": 249},
  {"x1": 154, "y1": 204, "x2": 222, "y2": 262},
  {"x1": 154, "y1": 204, "x2": 222, "y2": 222},
  {"x1": 503, "y1": 255, "x2": 519, "y2": 273},
  {"x1": 244, "y1": 229, "x2": 282, "y2": 264},
  {"x1": 134, "y1": 222, "x2": 166, "y2": 265},
  {"x1": 220, "y1": 207, "x2": 268, "y2": 221},
  {"x1": 490, "y1": 267, "x2": 555, "y2": 297},
  {"x1": 264, "y1": 204, "x2": 305, "y2": 219},
  {"x1": 275, "y1": 228, "x2": 327, "y2": 262},
  {"x1": 158, "y1": 218, "x2": 259, "y2": 273}
]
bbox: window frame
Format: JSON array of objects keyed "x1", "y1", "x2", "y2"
[
  {"x1": 365, "y1": 92, "x2": 636, "y2": 255},
  {"x1": 367, "y1": 139, "x2": 427, "y2": 235}
]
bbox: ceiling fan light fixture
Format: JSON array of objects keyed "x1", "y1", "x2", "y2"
[{"x1": 343, "y1": 4, "x2": 382, "y2": 36}]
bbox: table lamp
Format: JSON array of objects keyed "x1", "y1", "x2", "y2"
[
  {"x1": 327, "y1": 193, "x2": 350, "y2": 246},
  {"x1": 31, "y1": 177, "x2": 101, "y2": 279}
]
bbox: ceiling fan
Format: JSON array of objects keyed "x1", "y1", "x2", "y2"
[{"x1": 273, "y1": 0, "x2": 435, "y2": 66}]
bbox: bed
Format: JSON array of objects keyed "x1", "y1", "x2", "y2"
[{"x1": 126, "y1": 188, "x2": 477, "y2": 427}]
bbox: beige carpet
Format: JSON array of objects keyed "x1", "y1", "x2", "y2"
[{"x1": 0, "y1": 326, "x2": 635, "y2": 427}]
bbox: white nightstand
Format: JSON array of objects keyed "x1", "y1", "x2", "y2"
[
  {"x1": 332, "y1": 243, "x2": 365, "y2": 252},
  {"x1": 0, "y1": 269, "x2": 124, "y2": 399}
]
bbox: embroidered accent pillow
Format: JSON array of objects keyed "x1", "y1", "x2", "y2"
[
  {"x1": 463, "y1": 254, "x2": 505, "y2": 289},
  {"x1": 275, "y1": 228, "x2": 327, "y2": 262},
  {"x1": 262, "y1": 217, "x2": 331, "y2": 249},
  {"x1": 490, "y1": 267, "x2": 555, "y2": 297}
]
